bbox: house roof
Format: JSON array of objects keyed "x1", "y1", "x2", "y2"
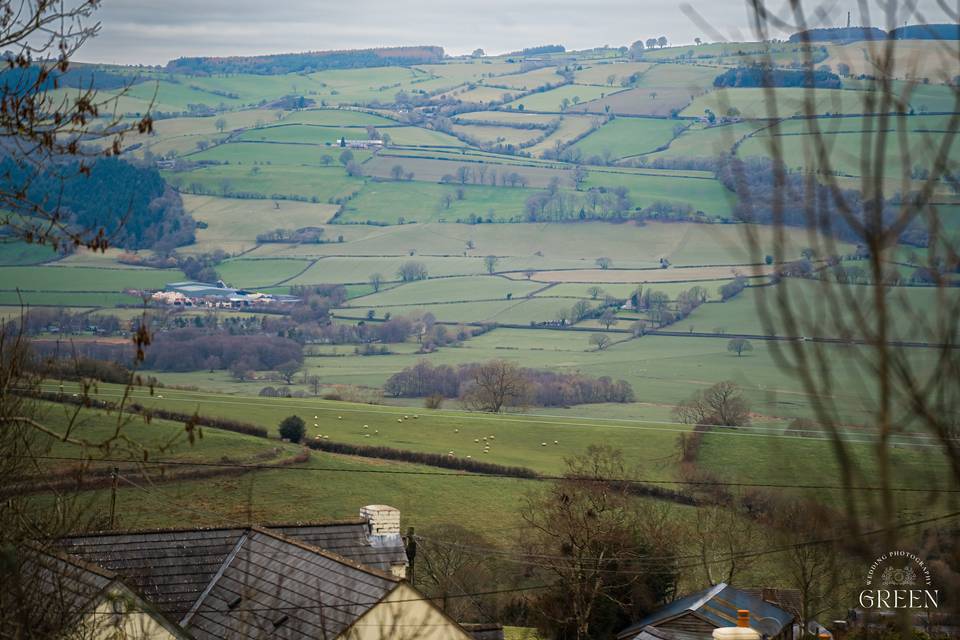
[
  {"x1": 630, "y1": 627, "x2": 711, "y2": 640},
  {"x1": 16, "y1": 544, "x2": 192, "y2": 639},
  {"x1": 618, "y1": 583, "x2": 794, "y2": 640},
  {"x1": 182, "y1": 527, "x2": 399, "y2": 640},
  {"x1": 60, "y1": 521, "x2": 408, "y2": 621}
]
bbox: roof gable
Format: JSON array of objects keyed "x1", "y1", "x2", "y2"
[{"x1": 183, "y1": 528, "x2": 399, "y2": 640}]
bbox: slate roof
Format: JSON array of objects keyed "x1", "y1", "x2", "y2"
[
  {"x1": 182, "y1": 527, "x2": 400, "y2": 640},
  {"x1": 630, "y1": 627, "x2": 710, "y2": 640},
  {"x1": 618, "y1": 583, "x2": 794, "y2": 639},
  {"x1": 60, "y1": 520, "x2": 408, "y2": 621},
  {"x1": 269, "y1": 520, "x2": 408, "y2": 571}
]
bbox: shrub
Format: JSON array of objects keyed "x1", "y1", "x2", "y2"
[
  {"x1": 424, "y1": 393, "x2": 444, "y2": 409},
  {"x1": 278, "y1": 415, "x2": 306, "y2": 442}
]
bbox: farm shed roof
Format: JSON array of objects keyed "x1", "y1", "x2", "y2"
[
  {"x1": 60, "y1": 520, "x2": 408, "y2": 621},
  {"x1": 618, "y1": 583, "x2": 794, "y2": 640}
]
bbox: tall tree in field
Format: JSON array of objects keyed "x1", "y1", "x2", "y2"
[
  {"x1": 460, "y1": 360, "x2": 530, "y2": 412},
  {"x1": 727, "y1": 337, "x2": 752, "y2": 357},
  {"x1": 483, "y1": 255, "x2": 498, "y2": 274}
]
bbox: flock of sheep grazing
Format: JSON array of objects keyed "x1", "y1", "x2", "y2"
[{"x1": 308, "y1": 413, "x2": 560, "y2": 458}]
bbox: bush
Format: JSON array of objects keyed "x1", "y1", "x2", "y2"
[
  {"x1": 424, "y1": 393, "x2": 444, "y2": 409},
  {"x1": 278, "y1": 415, "x2": 306, "y2": 442}
]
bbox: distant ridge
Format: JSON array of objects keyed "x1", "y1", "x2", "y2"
[
  {"x1": 789, "y1": 23, "x2": 960, "y2": 43},
  {"x1": 166, "y1": 45, "x2": 444, "y2": 76}
]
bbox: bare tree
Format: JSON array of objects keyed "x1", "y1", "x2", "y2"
[
  {"x1": 369, "y1": 272, "x2": 384, "y2": 292},
  {"x1": 599, "y1": 308, "x2": 619, "y2": 329},
  {"x1": 483, "y1": 255, "x2": 498, "y2": 274},
  {"x1": 724, "y1": 1, "x2": 960, "y2": 594},
  {"x1": 521, "y1": 446, "x2": 678, "y2": 640},
  {"x1": 589, "y1": 333, "x2": 611, "y2": 350},
  {"x1": 460, "y1": 360, "x2": 530, "y2": 412}
]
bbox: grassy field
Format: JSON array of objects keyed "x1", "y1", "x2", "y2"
[
  {"x1": 571, "y1": 117, "x2": 682, "y2": 159},
  {"x1": 682, "y1": 87, "x2": 908, "y2": 118},
  {"x1": 646, "y1": 121, "x2": 761, "y2": 161},
  {"x1": 183, "y1": 194, "x2": 339, "y2": 253},
  {"x1": 338, "y1": 181, "x2": 531, "y2": 224},
  {"x1": 165, "y1": 164, "x2": 364, "y2": 201},
  {"x1": 0, "y1": 242, "x2": 59, "y2": 266},
  {"x1": 574, "y1": 62, "x2": 653, "y2": 85},
  {"x1": 507, "y1": 85, "x2": 621, "y2": 112},
  {"x1": 737, "y1": 114, "x2": 960, "y2": 177},
  {"x1": 0, "y1": 265, "x2": 181, "y2": 291},
  {"x1": 348, "y1": 275, "x2": 542, "y2": 306},
  {"x1": 527, "y1": 115, "x2": 602, "y2": 155},
  {"x1": 216, "y1": 258, "x2": 314, "y2": 287}
]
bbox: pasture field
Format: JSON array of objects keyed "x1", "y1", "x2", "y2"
[
  {"x1": 646, "y1": 121, "x2": 762, "y2": 161},
  {"x1": 737, "y1": 114, "x2": 960, "y2": 177},
  {"x1": 216, "y1": 258, "x2": 313, "y2": 287},
  {"x1": 337, "y1": 181, "x2": 531, "y2": 224},
  {"x1": 682, "y1": 87, "x2": 912, "y2": 118},
  {"x1": 347, "y1": 275, "x2": 542, "y2": 306},
  {"x1": 385, "y1": 126, "x2": 468, "y2": 147},
  {"x1": 636, "y1": 63, "x2": 719, "y2": 91},
  {"x1": 247, "y1": 221, "x2": 846, "y2": 267},
  {"x1": 183, "y1": 195, "x2": 339, "y2": 254},
  {"x1": 571, "y1": 86, "x2": 695, "y2": 117},
  {"x1": 574, "y1": 62, "x2": 653, "y2": 85},
  {"x1": 0, "y1": 242, "x2": 58, "y2": 266},
  {"x1": 189, "y1": 141, "x2": 360, "y2": 166},
  {"x1": 452, "y1": 111, "x2": 559, "y2": 126},
  {"x1": 451, "y1": 85, "x2": 518, "y2": 104},
  {"x1": 360, "y1": 154, "x2": 571, "y2": 187},
  {"x1": 824, "y1": 40, "x2": 960, "y2": 82},
  {"x1": 282, "y1": 109, "x2": 398, "y2": 126},
  {"x1": 341, "y1": 299, "x2": 533, "y2": 323},
  {"x1": 507, "y1": 84, "x2": 620, "y2": 112},
  {"x1": 0, "y1": 291, "x2": 137, "y2": 307},
  {"x1": 51, "y1": 368, "x2": 950, "y2": 493},
  {"x1": 527, "y1": 115, "x2": 603, "y2": 155},
  {"x1": 451, "y1": 124, "x2": 543, "y2": 146},
  {"x1": 571, "y1": 117, "x2": 684, "y2": 159},
  {"x1": 526, "y1": 264, "x2": 770, "y2": 283},
  {"x1": 164, "y1": 164, "x2": 364, "y2": 201},
  {"x1": 286, "y1": 255, "x2": 490, "y2": 284},
  {"x1": 487, "y1": 67, "x2": 563, "y2": 91},
  {"x1": 0, "y1": 265, "x2": 180, "y2": 292},
  {"x1": 236, "y1": 124, "x2": 373, "y2": 145},
  {"x1": 582, "y1": 170, "x2": 735, "y2": 216},
  {"x1": 683, "y1": 279, "x2": 953, "y2": 343}
]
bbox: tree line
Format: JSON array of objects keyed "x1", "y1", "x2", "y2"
[{"x1": 384, "y1": 359, "x2": 635, "y2": 409}]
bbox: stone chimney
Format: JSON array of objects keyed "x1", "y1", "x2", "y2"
[
  {"x1": 360, "y1": 505, "x2": 407, "y2": 578},
  {"x1": 360, "y1": 504, "x2": 401, "y2": 536}
]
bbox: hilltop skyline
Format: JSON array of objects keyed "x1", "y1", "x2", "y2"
[{"x1": 80, "y1": 0, "x2": 952, "y2": 65}]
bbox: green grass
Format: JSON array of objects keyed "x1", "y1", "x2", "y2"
[
  {"x1": 190, "y1": 141, "x2": 366, "y2": 166},
  {"x1": 571, "y1": 117, "x2": 682, "y2": 159},
  {"x1": 338, "y1": 182, "x2": 531, "y2": 224},
  {"x1": 283, "y1": 109, "x2": 398, "y2": 126},
  {"x1": 287, "y1": 256, "x2": 488, "y2": 285},
  {"x1": 682, "y1": 87, "x2": 901, "y2": 119},
  {"x1": 507, "y1": 85, "x2": 621, "y2": 112},
  {"x1": 165, "y1": 164, "x2": 364, "y2": 201},
  {"x1": 0, "y1": 291, "x2": 137, "y2": 307},
  {"x1": 0, "y1": 265, "x2": 181, "y2": 291},
  {"x1": 583, "y1": 171, "x2": 734, "y2": 217},
  {"x1": 737, "y1": 114, "x2": 960, "y2": 178},
  {"x1": 216, "y1": 258, "x2": 314, "y2": 288},
  {"x1": 646, "y1": 121, "x2": 761, "y2": 161},
  {"x1": 236, "y1": 124, "x2": 372, "y2": 145},
  {"x1": 348, "y1": 275, "x2": 542, "y2": 306},
  {"x1": 182, "y1": 194, "x2": 338, "y2": 254},
  {"x1": 0, "y1": 242, "x2": 59, "y2": 266}
]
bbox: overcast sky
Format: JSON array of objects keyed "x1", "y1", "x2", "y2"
[{"x1": 78, "y1": 1, "x2": 953, "y2": 66}]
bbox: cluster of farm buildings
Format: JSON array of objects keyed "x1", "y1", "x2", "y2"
[{"x1": 149, "y1": 280, "x2": 299, "y2": 307}]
